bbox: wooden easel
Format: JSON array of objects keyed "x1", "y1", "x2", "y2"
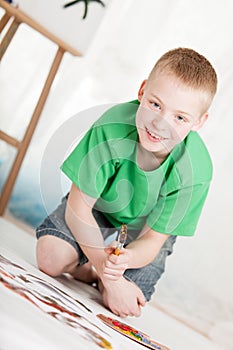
[{"x1": 0, "y1": 0, "x2": 82, "y2": 215}]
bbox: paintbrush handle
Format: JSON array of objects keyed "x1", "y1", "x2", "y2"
[{"x1": 113, "y1": 224, "x2": 127, "y2": 256}]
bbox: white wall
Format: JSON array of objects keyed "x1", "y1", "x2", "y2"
[{"x1": 1, "y1": 1, "x2": 232, "y2": 348}]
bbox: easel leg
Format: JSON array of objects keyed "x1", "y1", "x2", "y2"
[
  {"x1": 0, "y1": 46, "x2": 65, "y2": 216},
  {"x1": 0, "y1": 18, "x2": 19, "y2": 59},
  {"x1": 0, "y1": 11, "x2": 11, "y2": 33}
]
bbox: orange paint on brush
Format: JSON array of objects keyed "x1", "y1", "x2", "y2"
[{"x1": 113, "y1": 224, "x2": 127, "y2": 256}]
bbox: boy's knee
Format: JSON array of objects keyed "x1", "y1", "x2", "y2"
[{"x1": 36, "y1": 235, "x2": 75, "y2": 277}]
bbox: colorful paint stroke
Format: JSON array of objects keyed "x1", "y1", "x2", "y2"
[
  {"x1": 97, "y1": 314, "x2": 170, "y2": 350},
  {"x1": 0, "y1": 254, "x2": 113, "y2": 350}
]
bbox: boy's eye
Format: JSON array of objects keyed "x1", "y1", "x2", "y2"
[
  {"x1": 152, "y1": 102, "x2": 161, "y2": 109},
  {"x1": 176, "y1": 115, "x2": 186, "y2": 122}
]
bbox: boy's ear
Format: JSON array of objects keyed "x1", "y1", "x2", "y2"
[
  {"x1": 191, "y1": 113, "x2": 209, "y2": 131},
  {"x1": 138, "y1": 80, "x2": 147, "y2": 101}
]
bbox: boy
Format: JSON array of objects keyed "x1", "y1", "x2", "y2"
[{"x1": 36, "y1": 48, "x2": 217, "y2": 318}]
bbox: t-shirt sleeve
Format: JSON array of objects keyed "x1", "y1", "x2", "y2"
[
  {"x1": 146, "y1": 182, "x2": 211, "y2": 236},
  {"x1": 61, "y1": 124, "x2": 116, "y2": 198}
]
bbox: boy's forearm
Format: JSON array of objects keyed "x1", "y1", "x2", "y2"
[
  {"x1": 126, "y1": 226, "x2": 169, "y2": 269},
  {"x1": 65, "y1": 206, "x2": 107, "y2": 277},
  {"x1": 78, "y1": 243, "x2": 106, "y2": 279},
  {"x1": 65, "y1": 184, "x2": 107, "y2": 278}
]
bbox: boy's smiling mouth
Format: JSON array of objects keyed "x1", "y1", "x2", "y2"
[{"x1": 145, "y1": 127, "x2": 166, "y2": 142}]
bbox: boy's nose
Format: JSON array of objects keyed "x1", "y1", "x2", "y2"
[{"x1": 152, "y1": 112, "x2": 171, "y2": 131}]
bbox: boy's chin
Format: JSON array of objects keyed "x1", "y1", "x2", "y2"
[{"x1": 141, "y1": 140, "x2": 172, "y2": 155}]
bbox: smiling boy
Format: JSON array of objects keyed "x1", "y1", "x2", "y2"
[{"x1": 36, "y1": 48, "x2": 217, "y2": 318}]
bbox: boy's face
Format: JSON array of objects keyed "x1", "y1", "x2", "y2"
[{"x1": 136, "y1": 72, "x2": 208, "y2": 159}]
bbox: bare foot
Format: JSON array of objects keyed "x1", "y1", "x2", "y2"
[{"x1": 70, "y1": 262, "x2": 98, "y2": 284}]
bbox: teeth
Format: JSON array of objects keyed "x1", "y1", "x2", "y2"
[{"x1": 147, "y1": 128, "x2": 163, "y2": 140}]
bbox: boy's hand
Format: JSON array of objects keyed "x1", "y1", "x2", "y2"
[
  {"x1": 101, "y1": 277, "x2": 146, "y2": 317},
  {"x1": 103, "y1": 245, "x2": 132, "y2": 281}
]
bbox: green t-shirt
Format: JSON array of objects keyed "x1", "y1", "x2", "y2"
[{"x1": 61, "y1": 101, "x2": 212, "y2": 236}]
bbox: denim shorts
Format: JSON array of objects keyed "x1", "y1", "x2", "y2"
[{"x1": 36, "y1": 194, "x2": 177, "y2": 301}]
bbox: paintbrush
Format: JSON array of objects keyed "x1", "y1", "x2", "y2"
[{"x1": 113, "y1": 224, "x2": 127, "y2": 256}]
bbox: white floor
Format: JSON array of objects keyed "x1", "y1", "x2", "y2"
[{"x1": 0, "y1": 217, "x2": 224, "y2": 350}]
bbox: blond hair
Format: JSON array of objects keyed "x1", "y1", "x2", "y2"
[{"x1": 149, "y1": 48, "x2": 217, "y2": 108}]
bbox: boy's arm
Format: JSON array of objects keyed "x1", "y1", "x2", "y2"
[
  {"x1": 127, "y1": 226, "x2": 169, "y2": 268},
  {"x1": 66, "y1": 184, "x2": 146, "y2": 317},
  {"x1": 65, "y1": 183, "x2": 107, "y2": 279}
]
